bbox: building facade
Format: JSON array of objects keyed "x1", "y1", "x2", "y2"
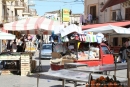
[
  {"x1": 0, "y1": 0, "x2": 37, "y2": 23},
  {"x1": 84, "y1": 0, "x2": 130, "y2": 47},
  {"x1": 84, "y1": 0, "x2": 130, "y2": 24},
  {"x1": 44, "y1": 10, "x2": 81, "y2": 26}
]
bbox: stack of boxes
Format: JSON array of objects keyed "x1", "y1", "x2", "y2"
[{"x1": 20, "y1": 54, "x2": 31, "y2": 76}]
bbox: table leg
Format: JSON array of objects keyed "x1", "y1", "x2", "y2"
[
  {"x1": 73, "y1": 81, "x2": 77, "y2": 87},
  {"x1": 37, "y1": 74, "x2": 40, "y2": 87},
  {"x1": 62, "y1": 79, "x2": 65, "y2": 87},
  {"x1": 103, "y1": 71, "x2": 107, "y2": 75}
]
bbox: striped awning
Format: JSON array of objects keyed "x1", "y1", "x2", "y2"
[{"x1": 3, "y1": 17, "x2": 61, "y2": 35}]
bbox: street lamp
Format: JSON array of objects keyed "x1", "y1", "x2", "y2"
[{"x1": 100, "y1": 2, "x2": 104, "y2": 8}]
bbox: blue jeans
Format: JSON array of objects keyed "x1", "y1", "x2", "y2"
[{"x1": 122, "y1": 59, "x2": 126, "y2": 63}]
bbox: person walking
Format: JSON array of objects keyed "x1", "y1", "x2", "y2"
[{"x1": 119, "y1": 43, "x2": 130, "y2": 63}]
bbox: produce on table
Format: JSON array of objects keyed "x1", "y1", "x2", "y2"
[{"x1": 86, "y1": 75, "x2": 123, "y2": 87}]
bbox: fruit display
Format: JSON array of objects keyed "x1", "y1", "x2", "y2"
[{"x1": 86, "y1": 75, "x2": 124, "y2": 87}]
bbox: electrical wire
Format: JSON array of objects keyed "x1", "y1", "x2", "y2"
[{"x1": 35, "y1": 2, "x2": 83, "y2": 5}]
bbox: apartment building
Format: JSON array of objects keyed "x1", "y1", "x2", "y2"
[
  {"x1": 84, "y1": 0, "x2": 130, "y2": 23},
  {"x1": 0, "y1": 0, "x2": 37, "y2": 23},
  {"x1": 44, "y1": 10, "x2": 81, "y2": 26}
]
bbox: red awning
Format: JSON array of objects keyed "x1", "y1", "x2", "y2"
[
  {"x1": 82, "y1": 21, "x2": 130, "y2": 30},
  {"x1": 101, "y1": 0, "x2": 128, "y2": 12}
]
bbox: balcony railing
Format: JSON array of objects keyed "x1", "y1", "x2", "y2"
[
  {"x1": 23, "y1": 9, "x2": 29, "y2": 13},
  {"x1": 15, "y1": 1, "x2": 24, "y2": 7},
  {"x1": 2, "y1": 16, "x2": 22, "y2": 23}
]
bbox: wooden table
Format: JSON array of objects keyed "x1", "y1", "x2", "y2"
[{"x1": 37, "y1": 69, "x2": 127, "y2": 87}]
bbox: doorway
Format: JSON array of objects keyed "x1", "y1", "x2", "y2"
[
  {"x1": 125, "y1": 7, "x2": 130, "y2": 20},
  {"x1": 90, "y1": 6, "x2": 96, "y2": 20}
]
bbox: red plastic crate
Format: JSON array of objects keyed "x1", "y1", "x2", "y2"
[{"x1": 50, "y1": 64, "x2": 64, "y2": 70}]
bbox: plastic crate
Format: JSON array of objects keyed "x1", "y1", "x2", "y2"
[{"x1": 50, "y1": 64, "x2": 64, "y2": 70}]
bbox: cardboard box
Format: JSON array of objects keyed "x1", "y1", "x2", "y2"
[
  {"x1": 60, "y1": 59, "x2": 74, "y2": 65},
  {"x1": 51, "y1": 52, "x2": 62, "y2": 59}
]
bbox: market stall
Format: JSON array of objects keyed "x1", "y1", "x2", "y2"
[
  {"x1": 50, "y1": 24, "x2": 111, "y2": 70},
  {"x1": 83, "y1": 24, "x2": 130, "y2": 53},
  {"x1": 3, "y1": 16, "x2": 62, "y2": 72}
]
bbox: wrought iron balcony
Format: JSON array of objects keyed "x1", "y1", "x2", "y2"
[
  {"x1": 22, "y1": 9, "x2": 31, "y2": 15},
  {"x1": 14, "y1": 0, "x2": 25, "y2": 10}
]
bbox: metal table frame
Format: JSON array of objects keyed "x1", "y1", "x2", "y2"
[
  {"x1": 64, "y1": 63, "x2": 87, "y2": 69},
  {"x1": 37, "y1": 69, "x2": 127, "y2": 87}
]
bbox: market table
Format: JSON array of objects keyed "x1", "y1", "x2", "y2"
[
  {"x1": 37, "y1": 69, "x2": 127, "y2": 87},
  {"x1": 64, "y1": 63, "x2": 88, "y2": 69},
  {"x1": 0, "y1": 52, "x2": 32, "y2": 76},
  {"x1": 69, "y1": 63, "x2": 127, "y2": 74}
]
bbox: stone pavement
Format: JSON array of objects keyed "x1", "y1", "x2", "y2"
[{"x1": 0, "y1": 51, "x2": 128, "y2": 87}]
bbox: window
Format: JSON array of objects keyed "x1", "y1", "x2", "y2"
[
  {"x1": 125, "y1": 7, "x2": 130, "y2": 20},
  {"x1": 101, "y1": 46, "x2": 110, "y2": 54},
  {"x1": 112, "y1": 11, "x2": 116, "y2": 21},
  {"x1": 113, "y1": 37, "x2": 118, "y2": 46}
]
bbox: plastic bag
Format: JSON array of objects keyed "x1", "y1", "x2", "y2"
[{"x1": 116, "y1": 56, "x2": 121, "y2": 62}]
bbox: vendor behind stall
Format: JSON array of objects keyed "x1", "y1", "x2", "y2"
[{"x1": 53, "y1": 43, "x2": 68, "y2": 56}]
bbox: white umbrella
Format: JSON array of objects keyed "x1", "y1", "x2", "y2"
[
  {"x1": 0, "y1": 31, "x2": 15, "y2": 40},
  {"x1": 83, "y1": 25, "x2": 130, "y2": 34},
  {"x1": 60, "y1": 24, "x2": 82, "y2": 37}
]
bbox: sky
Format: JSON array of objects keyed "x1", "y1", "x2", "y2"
[{"x1": 30, "y1": 0, "x2": 84, "y2": 16}]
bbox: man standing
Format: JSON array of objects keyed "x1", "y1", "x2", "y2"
[
  {"x1": 87, "y1": 13, "x2": 93, "y2": 24},
  {"x1": 119, "y1": 43, "x2": 130, "y2": 63}
]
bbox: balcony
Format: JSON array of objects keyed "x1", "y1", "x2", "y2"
[
  {"x1": 14, "y1": 1, "x2": 25, "y2": 10},
  {"x1": 5, "y1": 0, "x2": 16, "y2": 1},
  {"x1": 2, "y1": 16, "x2": 21, "y2": 23},
  {"x1": 29, "y1": 9, "x2": 37, "y2": 16},
  {"x1": 22, "y1": 9, "x2": 31, "y2": 15}
]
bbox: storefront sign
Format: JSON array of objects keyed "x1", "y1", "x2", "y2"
[{"x1": 62, "y1": 9, "x2": 70, "y2": 22}]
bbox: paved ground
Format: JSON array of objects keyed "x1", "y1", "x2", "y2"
[{"x1": 0, "y1": 51, "x2": 128, "y2": 87}]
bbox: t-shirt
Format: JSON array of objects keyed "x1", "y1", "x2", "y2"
[
  {"x1": 87, "y1": 14, "x2": 92, "y2": 21},
  {"x1": 12, "y1": 43, "x2": 17, "y2": 49},
  {"x1": 96, "y1": 33, "x2": 104, "y2": 43}
]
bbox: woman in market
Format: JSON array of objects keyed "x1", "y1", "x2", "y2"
[
  {"x1": 21, "y1": 39, "x2": 26, "y2": 52},
  {"x1": 7, "y1": 40, "x2": 12, "y2": 52}
]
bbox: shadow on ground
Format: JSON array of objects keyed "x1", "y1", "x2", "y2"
[
  {"x1": 33, "y1": 65, "x2": 51, "y2": 72},
  {"x1": 27, "y1": 65, "x2": 59, "y2": 80}
]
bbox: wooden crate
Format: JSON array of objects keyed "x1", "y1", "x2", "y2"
[
  {"x1": 21, "y1": 71, "x2": 30, "y2": 76},
  {"x1": 21, "y1": 67, "x2": 31, "y2": 70},
  {"x1": 1, "y1": 70, "x2": 11, "y2": 75},
  {"x1": 21, "y1": 60, "x2": 30, "y2": 63},
  {"x1": 21, "y1": 63, "x2": 30, "y2": 67},
  {"x1": 1, "y1": 69, "x2": 17, "y2": 75}
]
